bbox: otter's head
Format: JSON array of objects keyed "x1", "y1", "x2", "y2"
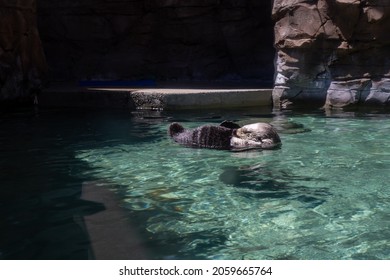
[{"x1": 231, "y1": 123, "x2": 281, "y2": 150}]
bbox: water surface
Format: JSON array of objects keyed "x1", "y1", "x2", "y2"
[{"x1": 1, "y1": 107, "x2": 389, "y2": 259}]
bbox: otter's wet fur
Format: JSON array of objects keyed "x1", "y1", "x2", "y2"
[
  {"x1": 169, "y1": 122, "x2": 234, "y2": 149},
  {"x1": 168, "y1": 121, "x2": 281, "y2": 151}
]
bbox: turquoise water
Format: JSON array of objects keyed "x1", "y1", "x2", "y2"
[{"x1": 1, "y1": 107, "x2": 389, "y2": 259}]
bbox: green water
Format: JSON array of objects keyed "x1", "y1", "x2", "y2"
[{"x1": 1, "y1": 107, "x2": 389, "y2": 259}]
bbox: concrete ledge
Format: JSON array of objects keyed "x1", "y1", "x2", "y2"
[
  {"x1": 38, "y1": 86, "x2": 273, "y2": 110},
  {"x1": 130, "y1": 88, "x2": 272, "y2": 110}
]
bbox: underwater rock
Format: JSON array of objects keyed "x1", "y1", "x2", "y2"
[
  {"x1": 270, "y1": 119, "x2": 311, "y2": 134},
  {"x1": 168, "y1": 121, "x2": 281, "y2": 151},
  {"x1": 219, "y1": 165, "x2": 327, "y2": 207}
]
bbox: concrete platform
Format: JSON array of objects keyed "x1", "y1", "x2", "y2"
[
  {"x1": 129, "y1": 88, "x2": 272, "y2": 110},
  {"x1": 38, "y1": 85, "x2": 273, "y2": 110}
]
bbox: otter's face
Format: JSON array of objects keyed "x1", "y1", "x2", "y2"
[
  {"x1": 235, "y1": 123, "x2": 271, "y2": 140},
  {"x1": 231, "y1": 123, "x2": 281, "y2": 150}
]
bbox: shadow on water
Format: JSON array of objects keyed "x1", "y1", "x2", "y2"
[
  {"x1": 2, "y1": 107, "x2": 281, "y2": 260},
  {"x1": 219, "y1": 164, "x2": 329, "y2": 208},
  {"x1": 0, "y1": 107, "x2": 163, "y2": 259}
]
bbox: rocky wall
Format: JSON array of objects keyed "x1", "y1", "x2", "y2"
[
  {"x1": 37, "y1": 0, "x2": 274, "y2": 85},
  {"x1": 273, "y1": 0, "x2": 390, "y2": 108},
  {"x1": 0, "y1": 0, "x2": 47, "y2": 102}
]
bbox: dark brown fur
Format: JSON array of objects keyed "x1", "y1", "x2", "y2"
[{"x1": 169, "y1": 122, "x2": 234, "y2": 149}]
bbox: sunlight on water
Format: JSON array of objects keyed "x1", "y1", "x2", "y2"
[{"x1": 76, "y1": 111, "x2": 390, "y2": 260}]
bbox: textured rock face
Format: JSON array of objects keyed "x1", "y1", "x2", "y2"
[
  {"x1": 0, "y1": 0, "x2": 47, "y2": 101},
  {"x1": 273, "y1": 0, "x2": 390, "y2": 108},
  {"x1": 37, "y1": 0, "x2": 274, "y2": 85}
]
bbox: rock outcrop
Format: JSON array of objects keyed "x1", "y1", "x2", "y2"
[
  {"x1": 273, "y1": 0, "x2": 390, "y2": 108},
  {"x1": 0, "y1": 0, "x2": 47, "y2": 102},
  {"x1": 4, "y1": 0, "x2": 389, "y2": 108},
  {"x1": 37, "y1": 0, "x2": 274, "y2": 85}
]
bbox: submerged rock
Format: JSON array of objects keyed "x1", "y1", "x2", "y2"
[{"x1": 271, "y1": 119, "x2": 311, "y2": 134}]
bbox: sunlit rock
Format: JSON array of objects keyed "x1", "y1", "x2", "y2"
[{"x1": 273, "y1": 0, "x2": 390, "y2": 108}]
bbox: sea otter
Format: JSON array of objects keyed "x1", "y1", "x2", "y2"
[{"x1": 168, "y1": 121, "x2": 281, "y2": 151}]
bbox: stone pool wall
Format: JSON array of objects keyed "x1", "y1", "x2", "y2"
[
  {"x1": 2, "y1": 0, "x2": 390, "y2": 108},
  {"x1": 0, "y1": 0, "x2": 47, "y2": 102},
  {"x1": 37, "y1": 0, "x2": 274, "y2": 85},
  {"x1": 273, "y1": 0, "x2": 390, "y2": 108}
]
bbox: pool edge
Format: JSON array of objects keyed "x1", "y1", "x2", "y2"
[{"x1": 38, "y1": 86, "x2": 273, "y2": 110}]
